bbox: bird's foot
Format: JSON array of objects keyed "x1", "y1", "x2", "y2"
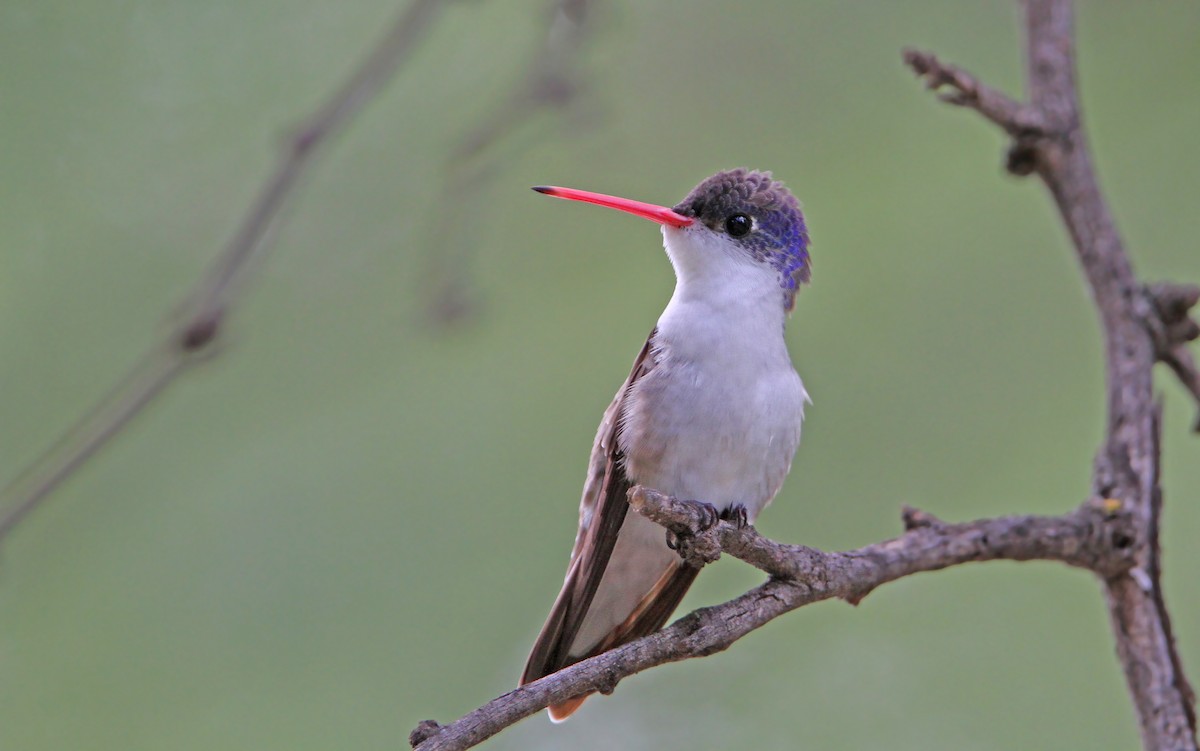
[
  {"x1": 664, "y1": 501, "x2": 719, "y2": 549},
  {"x1": 664, "y1": 500, "x2": 722, "y2": 566}
]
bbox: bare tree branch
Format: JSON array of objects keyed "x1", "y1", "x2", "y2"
[
  {"x1": 408, "y1": 1, "x2": 1197, "y2": 748},
  {"x1": 901, "y1": 49, "x2": 1044, "y2": 137},
  {"x1": 905, "y1": 1, "x2": 1197, "y2": 747},
  {"x1": 408, "y1": 486, "x2": 1138, "y2": 751},
  {"x1": 0, "y1": 0, "x2": 446, "y2": 545}
]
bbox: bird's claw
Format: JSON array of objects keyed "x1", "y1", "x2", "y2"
[
  {"x1": 721, "y1": 504, "x2": 749, "y2": 529},
  {"x1": 695, "y1": 501, "x2": 721, "y2": 531},
  {"x1": 666, "y1": 502, "x2": 746, "y2": 549},
  {"x1": 665, "y1": 529, "x2": 681, "y2": 550}
]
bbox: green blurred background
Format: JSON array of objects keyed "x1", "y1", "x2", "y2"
[{"x1": 2, "y1": 1, "x2": 1197, "y2": 749}]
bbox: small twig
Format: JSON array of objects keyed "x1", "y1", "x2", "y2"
[
  {"x1": 900, "y1": 504, "x2": 944, "y2": 530},
  {"x1": 1160, "y1": 347, "x2": 1200, "y2": 432},
  {"x1": 410, "y1": 486, "x2": 1136, "y2": 751},
  {"x1": 1144, "y1": 283, "x2": 1200, "y2": 430},
  {"x1": 0, "y1": 0, "x2": 446, "y2": 546},
  {"x1": 903, "y1": 48, "x2": 1054, "y2": 177},
  {"x1": 1145, "y1": 283, "x2": 1200, "y2": 328},
  {"x1": 902, "y1": 49, "x2": 1046, "y2": 137}
]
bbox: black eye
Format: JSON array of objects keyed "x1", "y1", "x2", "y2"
[{"x1": 724, "y1": 213, "x2": 752, "y2": 238}]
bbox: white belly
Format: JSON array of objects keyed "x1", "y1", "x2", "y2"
[
  {"x1": 567, "y1": 247, "x2": 809, "y2": 656},
  {"x1": 618, "y1": 344, "x2": 806, "y2": 521},
  {"x1": 569, "y1": 339, "x2": 805, "y2": 655}
]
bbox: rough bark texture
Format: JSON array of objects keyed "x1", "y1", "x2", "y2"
[
  {"x1": 410, "y1": 1, "x2": 1198, "y2": 749},
  {"x1": 1025, "y1": 3, "x2": 1198, "y2": 743},
  {"x1": 409, "y1": 489, "x2": 1142, "y2": 751},
  {"x1": 907, "y1": 2, "x2": 1197, "y2": 747}
]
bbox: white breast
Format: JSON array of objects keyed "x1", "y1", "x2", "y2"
[{"x1": 618, "y1": 226, "x2": 808, "y2": 519}]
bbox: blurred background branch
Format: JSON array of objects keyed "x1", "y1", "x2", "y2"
[
  {"x1": 0, "y1": 0, "x2": 445, "y2": 544},
  {"x1": 422, "y1": 0, "x2": 600, "y2": 323}
]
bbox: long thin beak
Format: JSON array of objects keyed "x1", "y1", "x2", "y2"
[{"x1": 533, "y1": 185, "x2": 694, "y2": 228}]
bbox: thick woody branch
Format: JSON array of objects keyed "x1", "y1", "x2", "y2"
[
  {"x1": 629, "y1": 486, "x2": 1136, "y2": 584},
  {"x1": 906, "y1": 1, "x2": 1197, "y2": 747},
  {"x1": 409, "y1": 487, "x2": 1137, "y2": 751}
]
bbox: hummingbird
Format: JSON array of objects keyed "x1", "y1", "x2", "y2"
[{"x1": 521, "y1": 168, "x2": 811, "y2": 721}]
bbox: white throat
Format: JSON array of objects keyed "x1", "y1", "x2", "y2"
[{"x1": 654, "y1": 226, "x2": 790, "y2": 362}]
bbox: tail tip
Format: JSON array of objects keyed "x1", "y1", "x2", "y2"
[{"x1": 548, "y1": 695, "x2": 588, "y2": 723}]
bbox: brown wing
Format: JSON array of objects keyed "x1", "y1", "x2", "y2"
[
  {"x1": 521, "y1": 330, "x2": 660, "y2": 690},
  {"x1": 592, "y1": 564, "x2": 699, "y2": 654},
  {"x1": 542, "y1": 564, "x2": 699, "y2": 721}
]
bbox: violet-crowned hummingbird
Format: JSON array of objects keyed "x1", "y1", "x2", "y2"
[{"x1": 521, "y1": 169, "x2": 811, "y2": 720}]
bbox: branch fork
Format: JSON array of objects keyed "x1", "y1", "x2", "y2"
[
  {"x1": 410, "y1": 4, "x2": 1197, "y2": 749},
  {"x1": 906, "y1": 3, "x2": 1197, "y2": 746},
  {"x1": 904, "y1": 47, "x2": 1200, "y2": 434},
  {"x1": 1144, "y1": 283, "x2": 1200, "y2": 430},
  {"x1": 902, "y1": 48, "x2": 1054, "y2": 176}
]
